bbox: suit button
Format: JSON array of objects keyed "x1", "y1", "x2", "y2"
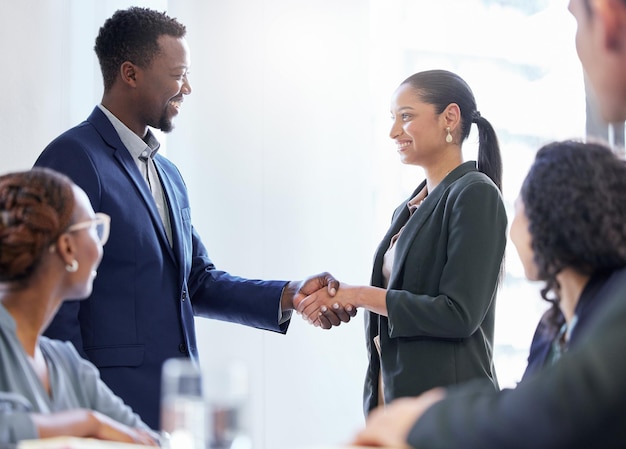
[
  {"x1": 179, "y1": 343, "x2": 187, "y2": 354},
  {"x1": 181, "y1": 291, "x2": 187, "y2": 301}
]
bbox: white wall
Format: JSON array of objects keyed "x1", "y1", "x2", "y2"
[
  {"x1": 3, "y1": 2, "x2": 70, "y2": 171},
  {"x1": 1, "y1": 1, "x2": 374, "y2": 448},
  {"x1": 166, "y1": 2, "x2": 374, "y2": 448}
]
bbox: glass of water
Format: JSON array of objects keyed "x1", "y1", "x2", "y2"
[
  {"x1": 161, "y1": 358, "x2": 206, "y2": 449},
  {"x1": 204, "y1": 361, "x2": 250, "y2": 449}
]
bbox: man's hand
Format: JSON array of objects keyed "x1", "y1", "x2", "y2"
[
  {"x1": 281, "y1": 272, "x2": 356, "y2": 329},
  {"x1": 296, "y1": 283, "x2": 359, "y2": 328}
]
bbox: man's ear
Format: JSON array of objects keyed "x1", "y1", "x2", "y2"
[
  {"x1": 120, "y1": 61, "x2": 138, "y2": 86},
  {"x1": 592, "y1": 0, "x2": 626, "y2": 51}
]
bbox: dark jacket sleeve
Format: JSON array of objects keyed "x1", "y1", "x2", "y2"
[
  {"x1": 406, "y1": 268, "x2": 626, "y2": 449},
  {"x1": 386, "y1": 180, "x2": 507, "y2": 338}
]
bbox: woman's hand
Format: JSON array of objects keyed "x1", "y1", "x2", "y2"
[
  {"x1": 297, "y1": 284, "x2": 388, "y2": 326},
  {"x1": 296, "y1": 283, "x2": 359, "y2": 327}
]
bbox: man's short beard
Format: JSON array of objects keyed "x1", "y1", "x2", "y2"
[{"x1": 159, "y1": 115, "x2": 174, "y2": 133}]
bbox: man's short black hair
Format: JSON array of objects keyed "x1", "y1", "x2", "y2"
[{"x1": 94, "y1": 6, "x2": 186, "y2": 92}]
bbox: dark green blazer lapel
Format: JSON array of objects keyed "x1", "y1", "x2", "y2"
[
  {"x1": 371, "y1": 180, "x2": 424, "y2": 288},
  {"x1": 388, "y1": 161, "x2": 478, "y2": 288}
]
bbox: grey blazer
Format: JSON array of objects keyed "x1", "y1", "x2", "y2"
[
  {"x1": 0, "y1": 304, "x2": 150, "y2": 444},
  {"x1": 363, "y1": 161, "x2": 507, "y2": 414}
]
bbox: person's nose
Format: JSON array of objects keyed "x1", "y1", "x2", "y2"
[
  {"x1": 389, "y1": 121, "x2": 402, "y2": 139},
  {"x1": 182, "y1": 76, "x2": 192, "y2": 95}
]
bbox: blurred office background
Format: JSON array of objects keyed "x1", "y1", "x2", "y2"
[{"x1": 2, "y1": 0, "x2": 617, "y2": 448}]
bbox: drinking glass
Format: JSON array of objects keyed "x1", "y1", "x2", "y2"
[
  {"x1": 204, "y1": 361, "x2": 251, "y2": 449},
  {"x1": 161, "y1": 358, "x2": 206, "y2": 449}
]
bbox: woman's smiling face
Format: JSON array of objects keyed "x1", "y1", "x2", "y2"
[{"x1": 389, "y1": 83, "x2": 446, "y2": 167}]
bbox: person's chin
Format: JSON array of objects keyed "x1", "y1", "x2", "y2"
[
  {"x1": 524, "y1": 269, "x2": 540, "y2": 282},
  {"x1": 604, "y1": 104, "x2": 626, "y2": 124},
  {"x1": 159, "y1": 118, "x2": 175, "y2": 133},
  {"x1": 72, "y1": 287, "x2": 93, "y2": 301}
]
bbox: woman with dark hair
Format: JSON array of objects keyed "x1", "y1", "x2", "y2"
[
  {"x1": 511, "y1": 140, "x2": 626, "y2": 381},
  {"x1": 351, "y1": 1, "x2": 626, "y2": 445},
  {"x1": 298, "y1": 69, "x2": 507, "y2": 413},
  {"x1": 0, "y1": 168, "x2": 157, "y2": 446}
]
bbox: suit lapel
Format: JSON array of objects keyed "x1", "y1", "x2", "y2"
[
  {"x1": 387, "y1": 162, "x2": 477, "y2": 287},
  {"x1": 371, "y1": 186, "x2": 420, "y2": 287},
  {"x1": 154, "y1": 159, "x2": 182, "y2": 264},
  {"x1": 88, "y1": 108, "x2": 176, "y2": 262}
]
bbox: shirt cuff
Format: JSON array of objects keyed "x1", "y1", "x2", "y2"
[{"x1": 278, "y1": 282, "x2": 292, "y2": 324}]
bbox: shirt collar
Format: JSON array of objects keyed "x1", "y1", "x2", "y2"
[{"x1": 97, "y1": 104, "x2": 160, "y2": 161}]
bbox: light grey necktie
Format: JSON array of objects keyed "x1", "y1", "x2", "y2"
[
  {"x1": 139, "y1": 148, "x2": 157, "y2": 192},
  {"x1": 139, "y1": 148, "x2": 172, "y2": 246}
]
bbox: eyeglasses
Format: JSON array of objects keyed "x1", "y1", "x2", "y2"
[{"x1": 66, "y1": 212, "x2": 111, "y2": 245}]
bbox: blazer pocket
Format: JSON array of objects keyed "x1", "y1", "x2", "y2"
[{"x1": 84, "y1": 344, "x2": 145, "y2": 368}]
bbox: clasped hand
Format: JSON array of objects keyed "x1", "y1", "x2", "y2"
[{"x1": 291, "y1": 273, "x2": 357, "y2": 328}]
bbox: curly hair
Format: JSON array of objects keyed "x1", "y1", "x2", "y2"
[
  {"x1": 94, "y1": 6, "x2": 187, "y2": 92},
  {"x1": 0, "y1": 168, "x2": 75, "y2": 284},
  {"x1": 521, "y1": 140, "x2": 626, "y2": 313}
]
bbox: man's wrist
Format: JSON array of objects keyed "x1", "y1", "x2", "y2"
[{"x1": 280, "y1": 280, "x2": 298, "y2": 311}]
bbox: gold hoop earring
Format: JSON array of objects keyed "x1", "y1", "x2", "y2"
[
  {"x1": 65, "y1": 260, "x2": 79, "y2": 273},
  {"x1": 445, "y1": 127, "x2": 453, "y2": 144}
]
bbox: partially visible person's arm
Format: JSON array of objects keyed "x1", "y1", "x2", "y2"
[
  {"x1": 287, "y1": 274, "x2": 359, "y2": 328},
  {"x1": 352, "y1": 389, "x2": 445, "y2": 448},
  {"x1": 296, "y1": 283, "x2": 386, "y2": 322},
  {"x1": 57, "y1": 341, "x2": 154, "y2": 433},
  {"x1": 384, "y1": 181, "x2": 507, "y2": 340},
  {"x1": 31, "y1": 410, "x2": 157, "y2": 446},
  {"x1": 354, "y1": 268, "x2": 626, "y2": 449},
  {"x1": 0, "y1": 395, "x2": 156, "y2": 447}
]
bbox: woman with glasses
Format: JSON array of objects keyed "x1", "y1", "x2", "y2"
[{"x1": 0, "y1": 167, "x2": 157, "y2": 446}]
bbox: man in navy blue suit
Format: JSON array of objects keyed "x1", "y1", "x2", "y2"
[
  {"x1": 351, "y1": 1, "x2": 626, "y2": 448},
  {"x1": 34, "y1": 6, "x2": 353, "y2": 430}
]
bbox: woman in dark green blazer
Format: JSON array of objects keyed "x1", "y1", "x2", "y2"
[{"x1": 298, "y1": 70, "x2": 507, "y2": 414}]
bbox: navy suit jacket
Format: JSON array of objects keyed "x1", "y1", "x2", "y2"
[{"x1": 35, "y1": 107, "x2": 288, "y2": 429}]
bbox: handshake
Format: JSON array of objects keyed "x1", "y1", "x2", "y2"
[{"x1": 282, "y1": 272, "x2": 359, "y2": 329}]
